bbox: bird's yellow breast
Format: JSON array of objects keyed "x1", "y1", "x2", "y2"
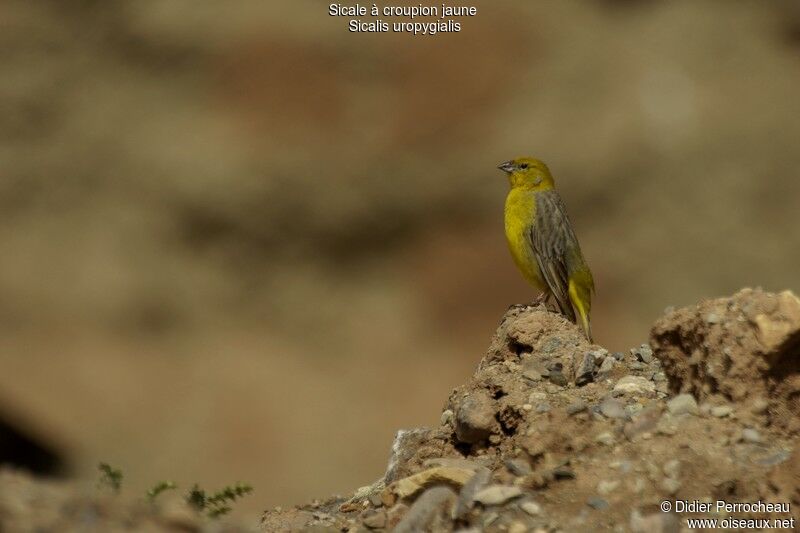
[{"x1": 504, "y1": 188, "x2": 545, "y2": 290}]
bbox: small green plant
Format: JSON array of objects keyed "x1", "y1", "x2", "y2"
[
  {"x1": 146, "y1": 480, "x2": 178, "y2": 501},
  {"x1": 186, "y1": 482, "x2": 254, "y2": 518},
  {"x1": 97, "y1": 462, "x2": 123, "y2": 493}
]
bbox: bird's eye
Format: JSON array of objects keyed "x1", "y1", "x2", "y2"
[{"x1": 520, "y1": 163, "x2": 529, "y2": 169}]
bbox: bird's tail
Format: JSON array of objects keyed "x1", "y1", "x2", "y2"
[{"x1": 568, "y1": 279, "x2": 593, "y2": 343}]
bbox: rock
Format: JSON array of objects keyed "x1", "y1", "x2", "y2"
[
  {"x1": 473, "y1": 485, "x2": 524, "y2": 506},
  {"x1": 505, "y1": 458, "x2": 532, "y2": 477},
  {"x1": 566, "y1": 400, "x2": 587, "y2": 415},
  {"x1": 508, "y1": 521, "x2": 528, "y2": 533},
  {"x1": 587, "y1": 497, "x2": 609, "y2": 510},
  {"x1": 383, "y1": 467, "x2": 475, "y2": 503},
  {"x1": 628, "y1": 362, "x2": 647, "y2": 370},
  {"x1": 632, "y1": 344, "x2": 654, "y2": 363},
  {"x1": 575, "y1": 352, "x2": 596, "y2": 386},
  {"x1": 384, "y1": 428, "x2": 432, "y2": 482},
  {"x1": 454, "y1": 391, "x2": 496, "y2": 444},
  {"x1": 711, "y1": 405, "x2": 733, "y2": 418},
  {"x1": 752, "y1": 290, "x2": 800, "y2": 352},
  {"x1": 600, "y1": 398, "x2": 628, "y2": 419},
  {"x1": 597, "y1": 356, "x2": 615, "y2": 379},
  {"x1": 597, "y1": 479, "x2": 619, "y2": 495},
  {"x1": 595, "y1": 432, "x2": 615, "y2": 446},
  {"x1": 613, "y1": 376, "x2": 655, "y2": 395},
  {"x1": 613, "y1": 352, "x2": 625, "y2": 361},
  {"x1": 741, "y1": 428, "x2": 761, "y2": 443},
  {"x1": 393, "y1": 486, "x2": 456, "y2": 533},
  {"x1": 667, "y1": 394, "x2": 698, "y2": 416},
  {"x1": 361, "y1": 510, "x2": 387, "y2": 529},
  {"x1": 535, "y1": 402, "x2": 551, "y2": 413},
  {"x1": 519, "y1": 500, "x2": 542, "y2": 516},
  {"x1": 454, "y1": 467, "x2": 490, "y2": 519},
  {"x1": 660, "y1": 478, "x2": 681, "y2": 495},
  {"x1": 662, "y1": 459, "x2": 680, "y2": 479},
  {"x1": 440, "y1": 409, "x2": 454, "y2": 426},
  {"x1": 548, "y1": 369, "x2": 568, "y2": 387}
]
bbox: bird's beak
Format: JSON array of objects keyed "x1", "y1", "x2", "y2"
[{"x1": 497, "y1": 161, "x2": 514, "y2": 174}]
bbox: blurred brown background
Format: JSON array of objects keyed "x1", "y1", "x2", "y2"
[{"x1": 1, "y1": 0, "x2": 799, "y2": 518}]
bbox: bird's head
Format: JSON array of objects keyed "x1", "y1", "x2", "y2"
[{"x1": 497, "y1": 157, "x2": 554, "y2": 190}]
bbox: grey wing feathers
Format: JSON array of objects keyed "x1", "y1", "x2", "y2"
[{"x1": 529, "y1": 190, "x2": 579, "y2": 321}]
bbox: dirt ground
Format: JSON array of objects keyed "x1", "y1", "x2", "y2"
[{"x1": 3, "y1": 287, "x2": 798, "y2": 531}]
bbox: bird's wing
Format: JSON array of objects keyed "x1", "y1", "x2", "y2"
[{"x1": 529, "y1": 190, "x2": 578, "y2": 321}]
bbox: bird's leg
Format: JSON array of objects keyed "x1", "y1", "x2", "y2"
[{"x1": 532, "y1": 291, "x2": 550, "y2": 307}]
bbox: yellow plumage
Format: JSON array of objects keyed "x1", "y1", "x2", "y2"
[{"x1": 498, "y1": 157, "x2": 595, "y2": 341}]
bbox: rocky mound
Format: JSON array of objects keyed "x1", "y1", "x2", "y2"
[{"x1": 261, "y1": 288, "x2": 800, "y2": 532}]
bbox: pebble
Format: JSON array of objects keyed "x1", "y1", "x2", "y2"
[
  {"x1": 362, "y1": 510, "x2": 387, "y2": 529},
  {"x1": 508, "y1": 521, "x2": 528, "y2": 533},
  {"x1": 575, "y1": 352, "x2": 596, "y2": 386},
  {"x1": 631, "y1": 344, "x2": 654, "y2": 363},
  {"x1": 520, "y1": 500, "x2": 542, "y2": 516},
  {"x1": 528, "y1": 391, "x2": 547, "y2": 402},
  {"x1": 595, "y1": 432, "x2": 616, "y2": 446},
  {"x1": 663, "y1": 459, "x2": 680, "y2": 479},
  {"x1": 613, "y1": 376, "x2": 655, "y2": 395},
  {"x1": 751, "y1": 398, "x2": 769, "y2": 414},
  {"x1": 587, "y1": 497, "x2": 609, "y2": 510},
  {"x1": 667, "y1": 393, "x2": 698, "y2": 416},
  {"x1": 628, "y1": 362, "x2": 647, "y2": 371},
  {"x1": 566, "y1": 400, "x2": 587, "y2": 415},
  {"x1": 661, "y1": 478, "x2": 681, "y2": 495},
  {"x1": 705, "y1": 313, "x2": 721, "y2": 324},
  {"x1": 600, "y1": 398, "x2": 628, "y2": 419},
  {"x1": 548, "y1": 370, "x2": 568, "y2": 387},
  {"x1": 473, "y1": 485, "x2": 523, "y2": 506},
  {"x1": 613, "y1": 352, "x2": 625, "y2": 361},
  {"x1": 440, "y1": 409, "x2": 454, "y2": 426},
  {"x1": 711, "y1": 405, "x2": 733, "y2": 418},
  {"x1": 741, "y1": 428, "x2": 761, "y2": 443},
  {"x1": 394, "y1": 486, "x2": 456, "y2": 533},
  {"x1": 597, "y1": 356, "x2": 615, "y2": 378},
  {"x1": 597, "y1": 479, "x2": 619, "y2": 495},
  {"x1": 522, "y1": 403, "x2": 533, "y2": 411},
  {"x1": 505, "y1": 458, "x2": 532, "y2": 477},
  {"x1": 651, "y1": 371, "x2": 667, "y2": 382},
  {"x1": 535, "y1": 403, "x2": 551, "y2": 413},
  {"x1": 454, "y1": 391, "x2": 496, "y2": 444}
]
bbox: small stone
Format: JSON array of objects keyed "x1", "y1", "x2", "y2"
[
  {"x1": 566, "y1": 400, "x2": 587, "y2": 415},
  {"x1": 440, "y1": 409, "x2": 454, "y2": 426},
  {"x1": 612, "y1": 352, "x2": 625, "y2": 361},
  {"x1": 505, "y1": 458, "x2": 532, "y2": 477},
  {"x1": 528, "y1": 391, "x2": 546, "y2": 402},
  {"x1": 600, "y1": 398, "x2": 628, "y2": 419},
  {"x1": 595, "y1": 432, "x2": 615, "y2": 446},
  {"x1": 597, "y1": 356, "x2": 615, "y2": 378},
  {"x1": 628, "y1": 362, "x2": 647, "y2": 370},
  {"x1": 663, "y1": 459, "x2": 680, "y2": 479},
  {"x1": 587, "y1": 497, "x2": 609, "y2": 510},
  {"x1": 575, "y1": 352, "x2": 596, "y2": 386},
  {"x1": 454, "y1": 391, "x2": 496, "y2": 444},
  {"x1": 751, "y1": 398, "x2": 769, "y2": 414},
  {"x1": 705, "y1": 312, "x2": 721, "y2": 324},
  {"x1": 741, "y1": 428, "x2": 761, "y2": 443},
  {"x1": 535, "y1": 403, "x2": 551, "y2": 413},
  {"x1": 362, "y1": 510, "x2": 387, "y2": 529},
  {"x1": 548, "y1": 370, "x2": 567, "y2": 387},
  {"x1": 667, "y1": 394, "x2": 698, "y2": 416},
  {"x1": 631, "y1": 344, "x2": 654, "y2": 363},
  {"x1": 473, "y1": 485, "x2": 523, "y2": 506},
  {"x1": 651, "y1": 371, "x2": 666, "y2": 382},
  {"x1": 520, "y1": 500, "x2": 542, "y2": 516},
  {"x1": 597, "y1": 480, "x2": 619, "y2": 495},
  {"x1": 552, "y1": 466, "x2": 575, "y2": 480},
  {"x1": 522, "y1": 403, "x2": 533, "y2": 411},
  {"x1": 711, "y1": 405, "x2": 733, "y2": 418},
  {"x1": 508, "y1": 521, "x2": 528, "y2": 533},
  {"x1": 368, "y1": 492, "x2": 384, "y2": 507},
  {"x1": 661, "y1": 478, "x2": 681, "y2": 495},
  {"x1": 613, "y1": 376, "x2": 655, "y2": 395},
  {"x1": 393, "y1": 486, "x2": 456, "y2": 533}
]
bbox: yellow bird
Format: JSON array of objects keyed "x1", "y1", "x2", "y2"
[{"x1": 498, "y1": 157, "x2": 595, "y2": 341}]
